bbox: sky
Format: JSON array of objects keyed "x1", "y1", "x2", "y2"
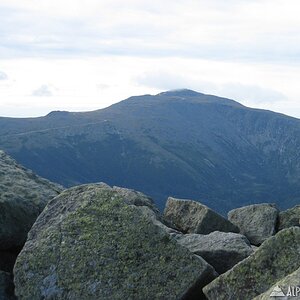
[{"x1": 1, "y1": 0, "x2": 300, "y2": 118}]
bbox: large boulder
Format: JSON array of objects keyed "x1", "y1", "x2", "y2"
[
  {"x1": 174, "y1": 231, "x2": 253, "y2": 274},
  {"x1": 0, "y1": 150, "x2": 62, "y2": 251},
  {"x1": 0, "y1": 271, "x2": 16, "y2": 300},
  {"x1": 138, "y1": 206, "x2": 181, "y2": 234},
  {"x1": 111, "y1": 187, "x2": 180, "y2": 234},
  {"x1": 228, "y1": 203, "x2": 279, "y2": 245},
  {"x1": 254, "y1": 266, "x2": 300, "y2": 299},
  {"x1": 112, "y1": 186, "x2": 160, "y2": 215},
  {"x1": 203, "y1": 227, "x2": 300, "y2": 300},
  {"x1": 111, "y1": 186, "x2": 180, "y2": 234},
  {"x1": 14, "y1": 183, "x2": 218, "y2": 299},
  {"x1": 164, "y1": 197, "x2": 239, "y2": 234},
  {"x1": 278, "y1": 205, "x2": 300, "y2": 231}
]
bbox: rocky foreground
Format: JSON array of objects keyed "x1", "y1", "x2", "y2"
[
  {"x1": 0, "y1": 151, "x2": 62, "y2": 300},
  {"x1": 0, "y1": 152, "x2": 300, "y2": 299}
]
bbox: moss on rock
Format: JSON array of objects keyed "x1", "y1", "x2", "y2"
[
  {"x1": 254, "y1": 266, "x2": 300, "y2": 300},
  {"x1": 203, "y1": 227, "x2": 300, "y2": 300},
  {"x1": 164, "y1": 197, "x2": 239, "y2": 234},
  {"x1": 0, "y1": 150, "x2": 62, "y2": 251},
  {"x1": 14, "y1": 183, "x2": 217, "y2": 299},
  {"x1": 278, "y1": 205, "x2": 300, "y2": 231}
]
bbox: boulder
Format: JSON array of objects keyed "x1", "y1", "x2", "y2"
[
  {"x1": 278, "y1": 205, "x2": 300, "y2": 231},
  {"x1": 164, "y1": 197, "x2": 239, "y2": 234},
  {"x1": 14, "y1": 183, "x2": 218, "y2": 299},
  {"x1": 0, "y1": 150, "x2": 62, "y2": 250},
  {"x1": 138, "y1": 206, "x2": 181, "y2": 234},
  {"x1": 174, "y1": 231, "x2": 253, "y2": 274},
  {"x1": 254, "y1": 266, "x2": 300, "y2": 300},
  {"x1": 203, "y1": 227, "x2": 300, "y2": 300},
  {"x1": 112, "y1": 187, "x2": 180, "y2": 234},
  {"x1": 228, "y1": 203, "x2": 278, "y2": 245},
  {"x1": 0, "y1": 271, "x2": 16, "y2": 300},
  {"x1": 251, "y1": 245, "x2": 259, "y2": 252},
  {"x1": 112, "y1": 186, "x2": 160, "y2": 216}
]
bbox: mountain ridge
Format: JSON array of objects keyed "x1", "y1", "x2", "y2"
[{"x1": 1, "y1": 89, "x2": 300, "y2": 213}]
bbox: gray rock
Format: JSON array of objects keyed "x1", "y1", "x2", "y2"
[
  {"x1": 112, "y1": 186, "x2": 160, "y2": 216},
  {"x1": 203, "y1": 227, "x2": 300, "y2": 300},
  {"x1": 14, "y1": 183, "x2": 218, "y2": 299},
  {"x1": 0, "y1": 271, "x2": 16, "y2": 300},
  {"x1": 174, "y1": 231, "x2": 253, "y2": 273},
  {"x1": 0, "y1": 150, "x2": 62, "y2": 250},
  {"x1": 163, "y1": 197, "x2": 239, "y2": 234},
  {"x1": 228, "y1": 203, "x2": 279, "y2": 245},
  {"x1": 254, "y1": 266, "x2": 300, "y2": 300},
  {"x1": 138, "y1": 206, "x2": 181, "y2": 234},
  {"x1": 251, "y1": 245, "x2": 259, "y2": 252},
  {"x1": 278, "y1": 205, "x2": 300, "y2": 231}
]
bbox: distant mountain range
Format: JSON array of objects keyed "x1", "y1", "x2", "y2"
[{"x1": 1, "y1": 89, "x2": 300, "y2": 213}]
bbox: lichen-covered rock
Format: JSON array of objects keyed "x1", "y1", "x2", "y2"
[
  {"x1": 14, "y1": 183, "x2": 218, "y2": 299},
  {"x1": 228, "y1": 203, "x2": 278, "y2": 245},
  {"x1": 278, "y1": 205, "x2": 300, "y2": 231},
  {"x1": 253, "y1": 267, "x2": 300, "y2": 300},
  {"x1": 112, "y1": 186, "x2": 160, "y2": 215},
  {"x1": 163, "y1": 197, "x2": 239, "y2": 234},
  {"x1": 203, "y1": 227, "x2": 300, "y2": 300},
  {"x1": 112, "y1": 186, "x2": 180, "y2": 234},
  {"x1": 174, "y1": 231, "x2": 253, "y2": 274},
  {"x1": 251, "y1": 245, "x2": 259, "y2": 252},
  {"x1": 138, "y1": 206, "x2": 181, "y2": 234},
  {"x1": 0, "y1": 271, "x2": 16, "y2": 300},
  {"x1": 0, "y1": 150, "x2": 62, "y2": 250}
]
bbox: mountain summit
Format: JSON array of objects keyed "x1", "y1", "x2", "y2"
[
  {"x1": 1, "y1": 90, "x2": 300, "y2": 213},
  {"x1": 158, "y1": 89, "x2": 204, "y2": 97}
]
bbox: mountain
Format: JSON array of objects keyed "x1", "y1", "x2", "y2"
[{"x1": 1, "y1": 89, "x2": 300, "y2": 213}]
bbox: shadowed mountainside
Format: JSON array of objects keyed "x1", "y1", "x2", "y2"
[{"x1": 1, "y1": 89, "x2": 300, "y2": 213}]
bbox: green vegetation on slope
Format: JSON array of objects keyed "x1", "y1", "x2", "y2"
[{"x1": 1, "y1": 90, "x2": 300, "y2": 213}]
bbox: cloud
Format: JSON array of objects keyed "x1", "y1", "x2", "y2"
[
  {"x1": 136, "y1": 70, "x2": 286, "y2": 104},
  {"x1": 0, "y1": 71, "x2": 8, "y2": 80},
  {"x1": 217, "y1": 83, "x2": 286, "y2": 104},
  {"x1": 97, "y1": 83, "x2": 111, "y2": 90},
  {"x1": 32, "y1": 85, "x2": 53, "y2": 97},
  {"x1": 136, "y1": 71, "x2": 191, "y2": 90},
  {"x1": 0, "y1": 0, "x2": 299, "y2": 63}
]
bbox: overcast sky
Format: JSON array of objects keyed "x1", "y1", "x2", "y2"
[{"x1": 1, "y1": 0, "x2": 300, "y2": 117}]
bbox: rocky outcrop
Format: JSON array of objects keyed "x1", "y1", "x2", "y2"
[
  {"x1": 14, "y1": 184, "x2": 218, "y2": 299},
  {"x1": 228, "y1": 203, "x2": 278, "y2": 245},
  {"x1": 112, "y1": 186, "x2": 160, "y2": 216},
  {"x1": 278, "y1": 205, "x2": 300, "y2": 231},
  {"x1": 0, "y1": 271, "x2": 15, "y2": 300},
  {"x1": 203, "y1": 227, "x2": 300, "y2": 300},
  {"x1": 174, "y1": 231, "x2": 253, "y2": 274},
  {"x1": 111, "y1": 187, "x2": 181, "y2": 234},
  {"x1": 138, "y1": 206, "x2": 181, "y2": 234},
  {"x1": 0, "y1": 150, "x2": 62, "y2": 251},
  {"x1": 254, "y1": 266, "x2": 300, "y2": 300},
  {"x1": 164, "y1": 197, "x2": 239, "y2": 234}
]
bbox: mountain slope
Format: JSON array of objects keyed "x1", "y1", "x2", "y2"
[
  {"x1": 0, "y1": 150, "x2": 62, "y2": 250},
  {"x1": 1, "y1": 89, "x2": 300, "y2": 213}
]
